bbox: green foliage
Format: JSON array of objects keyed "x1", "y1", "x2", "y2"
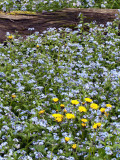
[{"x1": 0, "y1": 2, "x2": 120, "y2": 159}]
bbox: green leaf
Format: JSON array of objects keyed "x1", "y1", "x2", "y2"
[
  {"x1": 113, "y1": 144, "x2": 120, "y2": 149},
  {"x1": 7, "y1": 158, "x2": 14, "y2": 160}
]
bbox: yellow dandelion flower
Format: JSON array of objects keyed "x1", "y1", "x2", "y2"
[
  {"x1": 52, "y1": 114, "x2": 57, "y2": 118},
  {"x1": 106, "y1": 104, "x2": 112, "y2": 108},
  {"x1": 63, "y1": 109, "x2": 67, "y2": 113},
  {"x1": 90, "y1": 103, "x2": 99, "y2": 110},
  {"x1": 52, "y1": 113, "x2": 63, "y2": 122},
  {"x1": 78, "y1": 106, "x2": 87, "y2": 112},
  {"x1": 93, "y1": 122, "x2": 101, "y2": 129},
  {"x1": 65, "y1": 137, "x2": 70, "y2": 142},
  {"x1": 71, "y1": 100, "x2": 79, "y2": 105},
  {"x1": 36, "y1": 44, "x2": 39, "y2": 48},
  {"x1": 97, "y1": 123, "x2": 101, "y2": 127},
  {"x1": 8, "y1": 35, "x2": 13, "y2": 39},
  {"x1": 11, "y1": 94, "x2": 16, "y2": 98},
  {"x1": 72, "y1": 144, "x2": 77, "y2": 149},
  {"x1": 82, "y1": 102, "x2": 85, "y2": 105},
  {"x1": 84, "y1": 98, "x2": 92, "y2": 103},
  {"x1": 93, "y1": 123, "x2": 97, "y2": 129},
  {"x1": 82, "y1": 123, "x2": 86, "y2": 127},
  {"x1": 39, "y1": 110, "x2": 45, "y2": 114},
  {"x1": 52, "y1": 113, "x2": 63, "y2": 118},
  {"x1": 66, "y1": 113, "x2": 75, "y2": 119},
  {"x1": 55, "y1": 117, "x2": 63, "y2": 122},
  {"x1": 53, "y1": 98, "x2": 59, "y2": 102},
  {"x1": 81, "y1": 118, "x2": 88, "y2": 123},
  {"x1": 105, "y1": 112, "x2": 109, "y2": 117},
  {"x1": 100, "y1": 108, "x2": 106, "y2": 113},
  {"x1": 60, "y1": 104, "x2": 65, "y2": 108}
]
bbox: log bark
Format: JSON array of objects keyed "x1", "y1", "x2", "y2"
[{"x1": 0, "y1": 8, "x2": 119, "y2": 43}]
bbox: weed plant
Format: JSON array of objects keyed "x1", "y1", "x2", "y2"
[{"x1": 0, "y1": 1, "x2": 120, "y2": 160}]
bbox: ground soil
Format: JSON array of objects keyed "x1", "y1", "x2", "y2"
[{"x1": 0, "y1": 8, "x2": 119, "y2": 43}]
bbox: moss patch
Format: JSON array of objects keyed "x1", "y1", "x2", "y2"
[{"x1": 7, "y1": 10, "x2": 36, "y2": 15}]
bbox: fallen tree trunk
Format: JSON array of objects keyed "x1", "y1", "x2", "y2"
[{"x1": 0, "y1": 8, "x2": 119, "y2": 43}]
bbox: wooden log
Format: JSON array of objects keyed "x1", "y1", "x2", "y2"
[{"x1": 0, "y1": 8, "x2": 119, "y2": 43}]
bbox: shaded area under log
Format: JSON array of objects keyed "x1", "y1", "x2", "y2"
[{"x1": 0, "y1": 8, "x2": 120, "y2": 43}]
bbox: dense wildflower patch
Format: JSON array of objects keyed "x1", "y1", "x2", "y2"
[
  {"x1": 0, "y1": 4, "x2": 120, "y2": 159},
  {"x1": 0, "y1": 0, "x2": 120, "y2": 13}
]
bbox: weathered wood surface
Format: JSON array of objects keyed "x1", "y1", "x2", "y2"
[{"x1": 0, "y1": 8, "x2": 119, "y2": 43}]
